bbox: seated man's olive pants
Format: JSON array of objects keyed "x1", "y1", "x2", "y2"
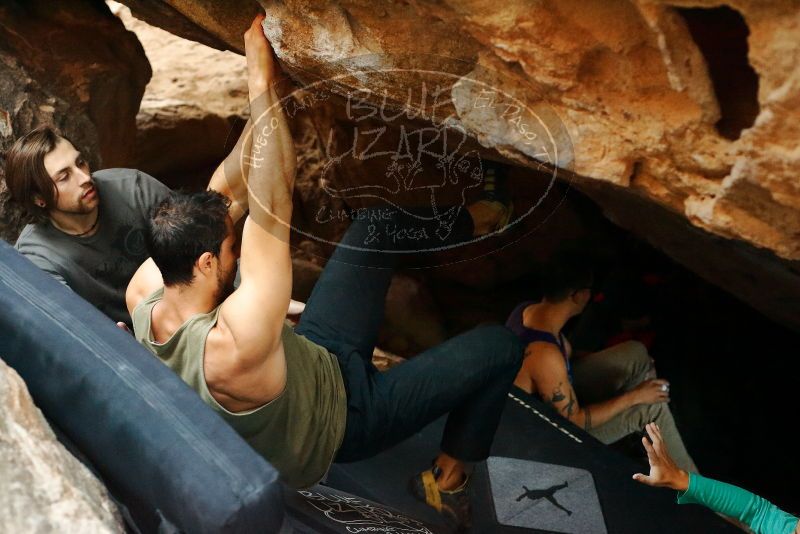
[{"x1": 572, "y1": 340, "x2": 698, "y2": 473}]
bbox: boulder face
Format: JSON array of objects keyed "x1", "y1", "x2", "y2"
[
  {"x1": 0, "y1": 0, "x2": 151, "y2": 241},
  {"x1": 112, "y1": 0, "x2": 799, "y2": 260},
  {"x1": 314, "y1": 0, "x2": 798, "y2": 262},
  {"x1": 113, "y1": 0, "x2": 800, "y2": 331},
  {"x1": 109, "y1": 2, "x2": 250, "y2": 190},
  {"x1": 0, "y1": 1, "x2": 151, "y2": 167},
  {"x1": 0, "y1": 358, "x2": 123, "y2": 532}
]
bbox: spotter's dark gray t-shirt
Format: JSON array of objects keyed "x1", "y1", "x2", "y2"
[{"x1": 15, "y1": 168, "x2": 169, "y2": 326}]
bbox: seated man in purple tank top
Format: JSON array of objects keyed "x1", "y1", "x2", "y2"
[{"x1": 506, "y1": 250, "x2": 698, "y2": 473}]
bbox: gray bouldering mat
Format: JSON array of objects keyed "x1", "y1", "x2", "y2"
[{"x1": 485, "y1": 457, "x2": 606, "y2": 534}]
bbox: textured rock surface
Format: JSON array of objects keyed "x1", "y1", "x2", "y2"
[
  {"x1": 0, "y1": 359, "x2": 123, "y2": 532},
  {"x1": 109, "y1": 2, "x2": 250, "y2": 189},
  {"x1": 113, "y1": 0, "x2": 800, "y2": 331},
  {"x1": 0, "y1": 0, "x2": 151, "y2": 241},
  {"x1": 112, "y1": 0, "x2": 799, "y2": 259},
  {"x1": 263, "y1": 0, "x2": 800, "y2": 263},
  {"x1": 119, "y1": 0, "x2": 258, "y2": 54}
]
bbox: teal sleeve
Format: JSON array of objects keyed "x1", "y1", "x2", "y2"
[{"x1": 678, "y1": 473, "x2": 798, "y2": 534}]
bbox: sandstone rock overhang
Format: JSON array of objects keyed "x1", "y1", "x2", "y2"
[
  {"x1": 0, "y1": 0, "x2": 791, "y2": 331},
  {"x1": 113, "y1": 0, "x2": 800, "y2": 332},
  {"x1": 115, "y1": 0, "x2": 799, "y2": 257}
]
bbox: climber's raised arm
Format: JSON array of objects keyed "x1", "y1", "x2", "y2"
[
  {"x1": 207, "y1": 18, "x2": 294, "y2": 225},
  {"x1": 212, "y1": 13, "x2": 296, "y2": 399}
]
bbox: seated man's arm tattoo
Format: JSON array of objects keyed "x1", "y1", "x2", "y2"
[
  {"x1": 547, "y1": 382, "x2": 576, "y2": 418},
  {"x1": 549, "y1": 383, "x2": 566, "y2": 404},
  {"x1": 564, "y1": 391, "x2": 576, "y2": 417}
]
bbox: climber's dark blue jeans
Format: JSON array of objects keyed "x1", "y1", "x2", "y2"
[{"x1": 295, "y1": 209, "x2": 524, "y2": 463}]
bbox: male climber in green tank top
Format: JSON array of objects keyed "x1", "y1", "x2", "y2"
[{"x1": 127, "y1": 13, "x2": 523, "y2": 531}]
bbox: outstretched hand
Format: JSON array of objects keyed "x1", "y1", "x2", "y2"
[
  {"x1": 244, "y1": 13, "x2": 277, "y2": 93},
  {"x1": 632, "y1": 422, "x2": 690, "y2": 491}
]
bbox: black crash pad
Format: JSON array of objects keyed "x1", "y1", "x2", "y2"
[{"x1": 327, "y1": 389, "x2": 740, "y2": 533}]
